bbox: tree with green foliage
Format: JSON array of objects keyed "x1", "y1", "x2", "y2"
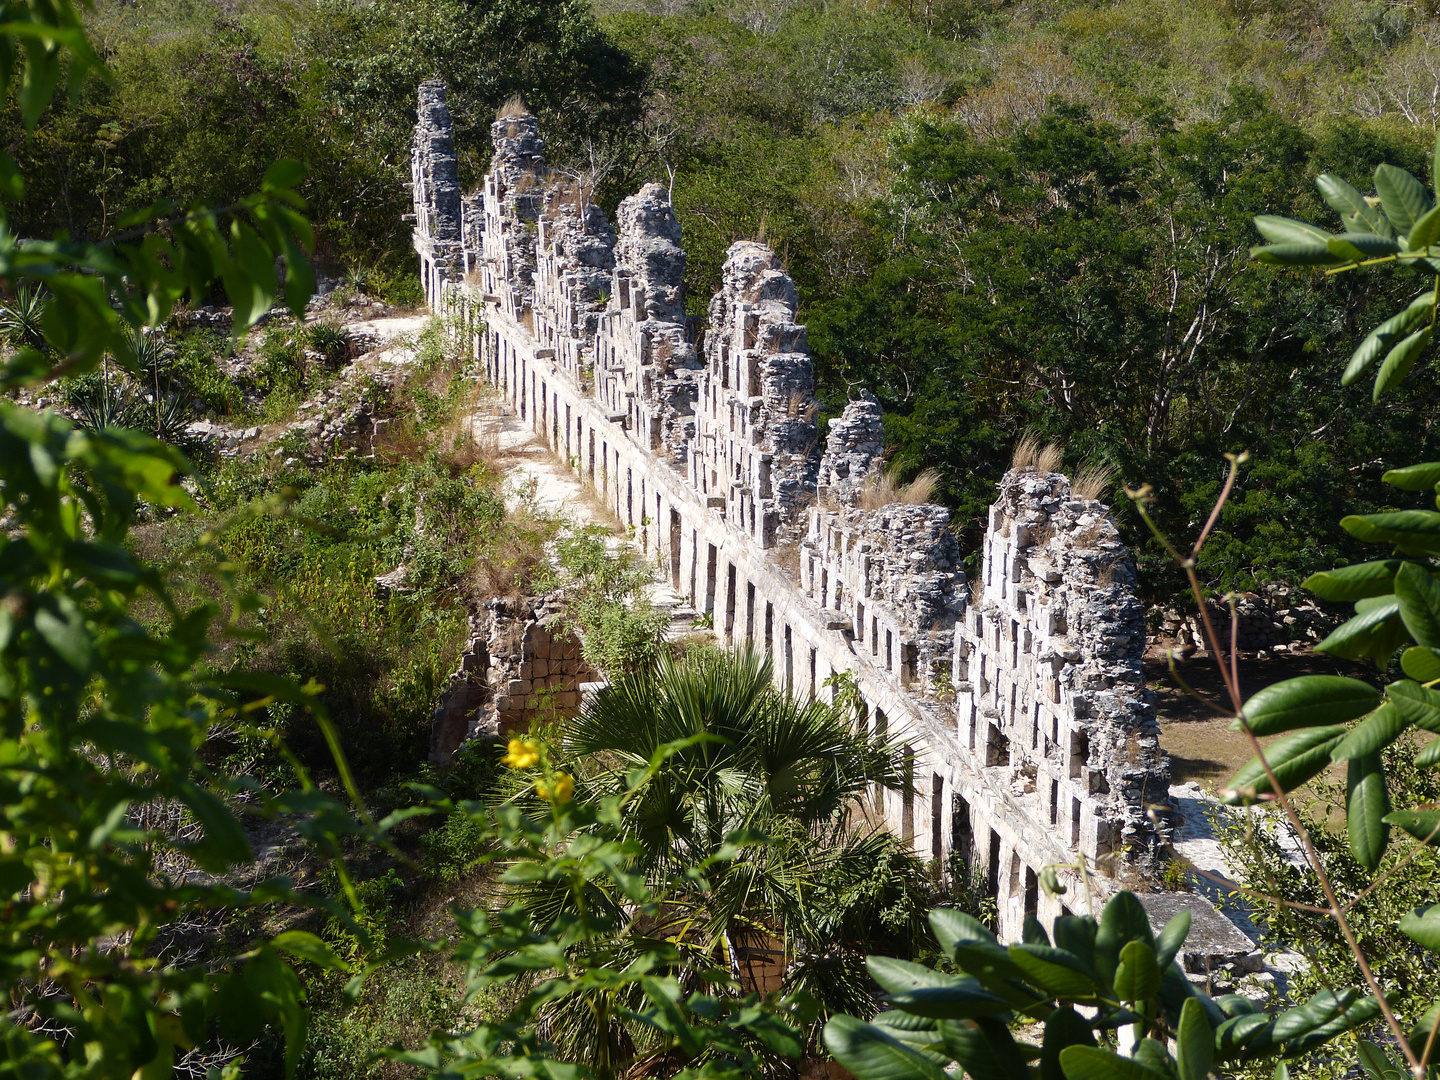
[
  {"x1": 559, "y1": 648, "x2": 934, "y2": 1033},
  {"x1": 0, "y1": 4, "x2": 800, "y2": 1078}
]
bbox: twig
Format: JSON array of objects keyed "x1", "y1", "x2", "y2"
[
  {"x1": 1165, "y1": 850, "x2": 1332, "y2": 915},
  {"x1": 1134, "y1": 457, "x2": 1424, "y2": 1076}
]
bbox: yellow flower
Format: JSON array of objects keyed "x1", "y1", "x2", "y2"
[
  {"x1": 536, "y1": 771, "x2": 575, "y2": 805},
  {"x1": 501, "y1": 738, "x2": 540, "y2": 770}
]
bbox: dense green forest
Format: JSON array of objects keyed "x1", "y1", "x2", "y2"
[{"x1": 12, "y1": 0, "x2": 1440, "y2": 595}]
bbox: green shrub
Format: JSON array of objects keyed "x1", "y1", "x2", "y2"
[{"x1": 420, "y1": 809, "x2": 492, "y2": 885}]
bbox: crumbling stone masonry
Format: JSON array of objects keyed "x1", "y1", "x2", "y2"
[
  {"x1": 410, "y1": 86, "x2": 1194, "y2": 940},
  {"x1": 429, "y1": 597, "x2": 602, "y2": 760}
]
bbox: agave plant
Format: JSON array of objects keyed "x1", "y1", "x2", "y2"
[{"x1": 0, "y1": 284, "x2": 48, "y2": 353}]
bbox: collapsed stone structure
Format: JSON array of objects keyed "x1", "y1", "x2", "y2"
[{"x1": 410, "y1": 83, "x2": 1190, "y2": 939}]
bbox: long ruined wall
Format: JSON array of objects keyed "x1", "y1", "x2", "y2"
[{"x1": 410, "y1": 81, "x2": 1172, "y2": 938}]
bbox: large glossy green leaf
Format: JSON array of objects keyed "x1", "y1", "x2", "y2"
[
  {"x1": 1112, "y1": 941, "x2": 1160, "y2": 1003},
  {"x1": 1154, "y1": 908, "x2": 1191, "y2": 969},
  {"x1": 1040, "y1": 1007, "x2": 1096, "y2": 1080},
  {"x1": 1375, "y1": 164, "x2": 1434, "y2": 236},
  {"x1": 1347, "y1": 754, "x2": 1391, "y2": 870},
  {"x1": 1400, "y1": 905, "x2": 1440, "y2": 952},
  {"x1": 1093, "y1": 891, "x2": 1153, "y2": 989},
  {"x1": 939, "y1": 1017, "x2": 1032, "y2": 1080},
  {"x1": 1383, "y1": 461, "x2": 1440, "y2": 490},
  {"x1": 1232, "y1": 676, "x2": 1380, "y2": 736},
  {"x1": 929, "y1": 906, "x2": 996, "y2": 954},
  {"x1": 1176, "y1": 999, "x2": 1213, "y2": 1080},
  {"x1": 1417, "y1": 737, "x2": 1440, "y2": 767},
  {"x1": 824, "y1": 1015, "x2": 949, "y2": 1080},
  {"x1": 1411, "y1": 203, "x2": 1440, "y2": 251},
  {"x1": 1327, "y1": 233, "x2": 1401, "y2": 262},
  {"x1": 1253, "y1": 216, "x2": 1332, "y2": 244},
  {"x1": 1384, "y1": 809, "x2": 1440, "y2": 845},
  {"x1": 872, "y1": 1010, "x2": 939, "y2": 1034},
  {"x1": 1342, "y1": 292, "x2": 1434, "y2": 385},
  {"x1": 1374, "y1": 325, "x2": 1432, "y2": 399},
  {"x1": 1395, "y1": 562, "x2": 1440, "y2": 646},
  {"x1": 1385, "y1": 680, "x2": 1440, "y2": 733},
  {"x1": 1357, "y1": 1039, "x2": 1407, "y2": 1080},
  {"x1": 1060, "y1": 1046, "x2": 1169, "y2": 1080},
  {"x1": 1330, "y1": 702, "x2": 1409, "y2": 760},
  {"x1": 1284, "y1": 999, "x2": 1386, "y2": 1067},
  {"x1": 1052, "y1": 916, "x2": 1098, "y2": 973},
  {"x1": 1008, "y1": 945, "x2": 1099, "y2": 999},
  {"x1": 1316, "y1": 596, "x2": 1408, "y2": 663},
  {"x1": 1317, "y1": 173, "x2": 1392, "y2": 235},
  {"x1": 1223, "y1": 726, "x2": 1347, "y2": 803},
  {"x1": 868, "y1": 956, "x2": 964, "y2": 995},
  {"x1": 1401, "y1": 646, "x2": 1440, "y2": 682},
  {"x1": 1342, "y1": 511, "x2": 1440, "y2": 551},
  {"x1": 882, "y1": 984, "x2": 1010, "y2": 1020},
  {"x1": 1216, "y1": 1013, "x2": 1273, "y2": 1055},
  {"x1": 1250, "y1": 242, "x2": 1347, "y2": 267},
  {"x1": 1303, "y1": 560, "x2": 1401, "y2": 601}
]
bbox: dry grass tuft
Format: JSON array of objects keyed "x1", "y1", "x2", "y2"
[
  {"x1": 858, "y1": 466, "x2": 941, "y2": 510},
  {"x1": 1037, "y1": 441, "x2": 1064, "y2": 474},
  {"x1": 1071, "y1": 461, "x2": 1114, "y2": 502},
  {"x1": 1011, "y1": 432, "x2": 1065, "y2": 474},
  {"x1": 497, "y1": 95, "x2": 532, "y2": 119}
]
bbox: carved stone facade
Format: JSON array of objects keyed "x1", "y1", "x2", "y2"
[{"x1": 410, "y1": 84, "x2": 1187, "y2": 940}]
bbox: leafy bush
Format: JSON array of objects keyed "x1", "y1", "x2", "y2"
[
  {"x1": 824, "y1": 894, "x2": 1382, "y2": 1080},
  {"x1": 553, "y1": 526, "x2": 669, "y2": 676}
]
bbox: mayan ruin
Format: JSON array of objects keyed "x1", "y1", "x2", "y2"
[{"x1": 407, "y1": 78, "x2": 1262, "y2": 951}]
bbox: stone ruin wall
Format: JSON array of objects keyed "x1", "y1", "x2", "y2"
[
  {"x1": 957, "y1": 472, "x2": 1167, "y2": 875},
  {"x1": 429, "y1": 597, "x2": 602, "y2": 761},
  {"x1": 410, "y1": 80, "x2": 1188, "y2": 941}
]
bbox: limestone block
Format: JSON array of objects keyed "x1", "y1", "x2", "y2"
[
  {"x1": 506, "y1": 679, "x2": 525, "y2": 696},
  {"x1": 533, "y1": 658, "x2": 549, "y2": 678},
  {"x1": 518, "y1": 662, "x2": 533, "y2": 679}
]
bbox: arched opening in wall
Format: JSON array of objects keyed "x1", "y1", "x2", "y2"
[
  {"x1": 985, "y1": 723, "x2": 1011, "y2": 768},
  {"x1": 1024, "y1": 866, "x2": 1039, "y2": 920},
  {"x1": 764, "y1": 602, "x2": 774, "y2": 656},
  {"x1": 1070, "y1": 730, "x2": 1088, "y2": 779},
  {"x1": 725, "y1": 564, "x2": 737, "y2": 639},
  {"x1": 931, "y1": 773, "x2": 944, "y2": 862},
  {"x1": 689, "y1": 532, "x2": 698, "y2": 607},
  {"x1": 873, "y1": 708, "x2": 889, "y2": 813},
  {"x1": 705, "y1": 544, "x2": 718, "y2": 616},
  {"x1": 783, "y1": 625, "x2": 793, "y2": 692},
  {"x1": 952, "y1": 794, "x2": 973, "y2": 869},
  {"x1": 986, "y1": 829, "x2": 1001, "y2": 900},
  {"x1": 669, "y1": 511, "x2": 681, "y2": 588},
  {"x1": 808, "y1": 646, "x2": 817, "y2": 701},
  {"x1": 901, "y1": 746, "x2": 915, "y2": 842},
  {"x1": 746, "y1": 581, "x2": 755, "y2": 643}
]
